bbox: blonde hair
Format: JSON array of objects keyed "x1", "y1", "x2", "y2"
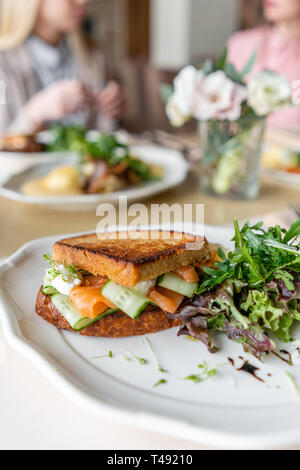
[{"x1": 0, "y1": 0, "x2": 40, "y2": 50}]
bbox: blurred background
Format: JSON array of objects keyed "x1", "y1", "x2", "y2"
[
  {"x1": 1, "y1": 0, "x2": 297, "y2": 136},
  {"x1": 1, "y1": 0, "x2": 299, "y2": 182},
  {"x1": 83, "y1": 0, "x2": 263, "y2": 133}
]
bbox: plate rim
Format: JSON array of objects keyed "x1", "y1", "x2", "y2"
[
  {"x1": 0, "y1": 150, "x2": 75, "y2": 159},
  {"x1": 263, "y1": 168, "x2": 300, "y2": 187},
  {"x1": 1, "y1": 227, "x2": 300, "y2": 450}
]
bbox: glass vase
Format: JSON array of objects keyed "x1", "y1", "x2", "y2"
[{"x1": 199, "y1": 118, "x2": 266, "y2": 200}]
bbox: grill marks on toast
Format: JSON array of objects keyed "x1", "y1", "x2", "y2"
[{"x1": 58, "y1": 238, "x2": 190, "y2": 264}]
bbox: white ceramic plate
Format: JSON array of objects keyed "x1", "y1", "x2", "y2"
[
  {"x1": 263, "y1": 168, "x2": 300, "y2": 189},
  {"x1": 0, "y1": 150, "x2": 77, "y2": 180},
  {"x1": 0, "y1": 146, "x2": 189, "y2": 212},
  {"x1": 1, "y1": 223, "x2": 300, "y2": 450}
]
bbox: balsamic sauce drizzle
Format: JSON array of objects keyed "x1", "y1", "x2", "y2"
[
  {"x1": 272, "y1": 349, "x2": 292, "y2": 365},
  {"x1": 228, "y1": 357, "x2": 264, "y2": 382}
]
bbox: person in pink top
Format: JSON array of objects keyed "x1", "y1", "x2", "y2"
[{"x1": 227, "y1": 0, "x2": 300, "y2": 130}]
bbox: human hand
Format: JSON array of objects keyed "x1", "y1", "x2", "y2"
[
  {"x1": 97, "y1": 81, "x2": 127, "y2": 120},
  {"x1": 26, "y1": 80, "x2": 89, "y2": 127}
]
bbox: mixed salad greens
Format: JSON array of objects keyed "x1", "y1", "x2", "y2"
[
  {"x1": 172, "y1": 219, "x2": 300, "y2": 358},
  {"x1": 47, "y1": 125, "x2": 156, "y2": 182},
  {"x1": 46, "y1": 125, "x2": 86, "y2": 153}
]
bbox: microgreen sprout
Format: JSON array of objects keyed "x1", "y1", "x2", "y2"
[
  {"x1": 92, "y1": 350, "x2": 113, "y2": 360},
  {"x1": 144, "y1": 337, "x2": 168, "y2": 373},
  {"x1": 125, "y1": 350, "x2": 147, "y2": 365},
  {"x1": 285, "y1": 371, "x2": 300, "y2": 397},
  {"x1": 183, "y1": 362, "x2": 217, "y2": 384},
  {"x1": 121, "y1": 354, "x2": 133, "y2": 362},
  {"x1": 44, "y1": 254, "x2": 81, "y2": 282},
  {"x1": 154, "y1": 379, "x2": 167, "y2": 388}
]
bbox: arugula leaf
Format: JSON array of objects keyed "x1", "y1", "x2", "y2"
[
  {"x1": 232, "y1": 219, "x2": 265, "y2": 287},
  {"x1": 283, "y1": 218, "x2": 300, "y2": 243},
  {"x1": 274, "y1": 270, "x2": 295, "y2": 291},
  {"x1": 200, "y1": 219, "x2": 300, "y2": 295}
]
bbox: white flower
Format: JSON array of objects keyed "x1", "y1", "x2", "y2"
[
  {"x1": 217, "y1": 85, "x2": 248, "y2": 121},
  {"x1": 248, "y1": 71, "x2": 292, "y2": 116},
  {"x1": 192, "y1": 71, "x2": 247, "y2": 121},
  {"x1": 166, "y1": 66, "x2": 203, "y2": 126},
  {"x1": 173, "y1": 65, "x2": 202, "y2": 115},
  {"x1": 166, "y1": 97, "x2": 190, "y2": 127}
]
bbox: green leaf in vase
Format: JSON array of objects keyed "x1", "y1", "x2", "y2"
[
  {"x1": 240, "y1": 48, "x2": 257, "y2": 79},
  {"x1": 224, "y1": 63, "x2": 245, "y2": 85},
  {"x1": 215, "y1": 47, "x2": 228, "y2": 71},
  {"x1": 201, "y1": 59, "x2": 215, "y2": 75},
  {"x1": 159, "y1": 84, "x2": 173, "y2": 104}
]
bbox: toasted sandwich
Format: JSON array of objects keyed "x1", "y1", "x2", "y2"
[{"x1": 35, "y1": 231, "x2": 210, "y2": 337}]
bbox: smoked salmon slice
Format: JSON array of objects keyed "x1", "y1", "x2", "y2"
[
  {"x1": 70, "y1": 286, "x2": 116, "y2": 319},
  {"x1": 82, "y1": 275, "x2": 108, "y2": 288},
  {"x1": 148, "y1": 287, "x2": 184, "y2": 314},
  {"x1": 174, "y1": 266, "x2": 198, "y2": 282}
]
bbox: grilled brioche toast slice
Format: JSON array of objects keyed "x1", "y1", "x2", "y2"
[{"x1": 53, "y1": 230, "x2": 209, "y2": 287}]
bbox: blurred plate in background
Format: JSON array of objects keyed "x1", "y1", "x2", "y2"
[
  {"x1": 261, "y1": 142, "x2": 300, "y2": 189},
  {"x1": 263, "y1": 168, "x2": 300, "y2": 188},
  {"x1": 0, "y1": 145, "x2": 189, "y2": 212},
  {"x1": 0, "y1": 150, "x2": 78, "y2": 180}
]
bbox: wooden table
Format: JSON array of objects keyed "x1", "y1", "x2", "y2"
[{"x1": 0, "y1": 172, "x2": 299, "y2": 259}]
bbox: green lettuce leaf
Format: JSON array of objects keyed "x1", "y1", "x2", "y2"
[
  {"x1": 275, "y1": 314, "x2": 294, "y2": 343},
  {"x1": 241, "y1": 290, "x2": 283, "y2": 331}
]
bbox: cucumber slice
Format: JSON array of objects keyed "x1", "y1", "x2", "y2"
[
  {"x1": 42, "y1": 286, "x2": 59, "y2": 295},
  {"x1": 102, "y1": 280, "x2": 151, "y2": 319},
  {"x1": 157, "y1": 273, "x2": 198, "y2": 298},
  {"x1": 74, "y1": 308, "x2": 118, "y2": 331},
  {"x1": 51, "y1": 293, "x2": 117, "y2": 331}
]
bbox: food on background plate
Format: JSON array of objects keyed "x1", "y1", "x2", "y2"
[
  {"x1": 0, "y1": 125, "x2": 85, "y2": 155},
  {"x1": 262, "y1": 144, "x2": 300, "y2": 174},
  {"x1": 22, "y1": 166, "x2": 83, "y2": 197},
  {"x1": 46, "y1": 124, "x2": 86, "y2": 153},
  {"x1": 22, "y1": 133, "x2": 163, "y2": 197},
  {"x1": 0, "y1": 134, "x2": 46, "y2": 153},
  {"x1": 36, "y1": 220, "x2": 300, "y2": 358},
  {"x1": 0, "y1": 125, "x2": 86, "y2": 155},
  {"x1": 36, "y1": 231, "x2": 209, "y2": 336}
]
